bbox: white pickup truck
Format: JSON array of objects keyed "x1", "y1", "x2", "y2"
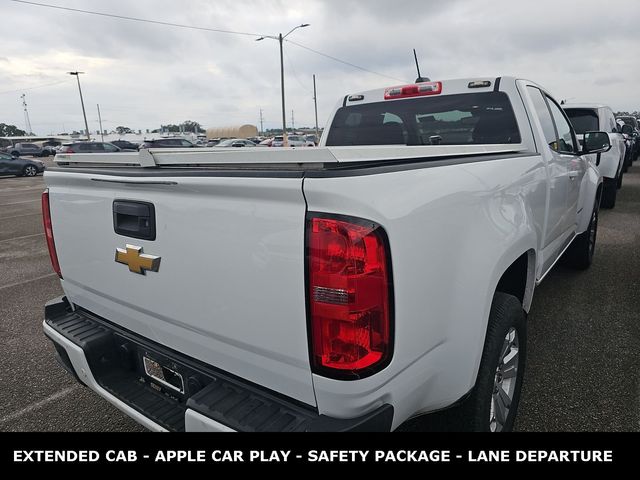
[
  {"x1": 563, "y1": 104, "x2": 626, "y2": 209},
  {"x1": 42, "y1": 76, "x2": 612, "y2": 432}
]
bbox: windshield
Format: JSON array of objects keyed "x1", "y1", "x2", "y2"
[
  {"x1": 565, "y1": 109, "x2": 599, "y2": 134},
  {"x1": 326, "y1": 92, "x2": 521, "y2": 146}
]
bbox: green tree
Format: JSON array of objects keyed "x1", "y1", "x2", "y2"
[
  {"x1": 0, "y1": 123, "x2": 27, "y2": 136},
  {"x1": 155, "y1": 122, "x2": 205, "y2": 134},
  {"x1": 115, "y1": 126, "x2": 133, "y2": 135},
  {"x1": 181, "y1": 120, "x2": 205, "y2": 133}
]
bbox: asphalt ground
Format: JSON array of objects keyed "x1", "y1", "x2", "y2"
[{"x1": 0, "y1": 157, "x2": 638, "y2": 432}]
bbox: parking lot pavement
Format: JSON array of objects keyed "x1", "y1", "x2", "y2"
[
  {"x1": 0, "y1": 160, "x2": 638, "y2": 432},
  {"x1": 0, "y1": 167, "x2": 145, "y2": 432}
]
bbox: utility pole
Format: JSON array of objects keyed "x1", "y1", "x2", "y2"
[
  {"x1": 313, "y1": 74, "x2": 319, "y2": 141},
  {"x1": 259, "y1": 108, "x2": 264, "y2": 136},
  {"x1": 256, "y1": 23, "x2": 309, "y2": 147},
  {"x1": 68, "y1": 71, "x2": 91, "y2": 140},
  {"x1": 97, "y1": 104, "x2": 104, "y2": 142},
  {"x1": 291, "y1": 110, "x2": 295, "y2": 131},
  {"x1": 20, "y1": 93, "x2": 33, "y2": 135}
]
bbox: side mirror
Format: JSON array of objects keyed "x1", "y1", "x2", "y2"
[
  {"x1": 621, "y1": 124, "x2": 633, "y2": 136},
  {"x1": 582, "y1": 131, "x2": 612, "y2": 154}
]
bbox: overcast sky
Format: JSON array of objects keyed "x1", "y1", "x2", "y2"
[{"x1": 1, "y1": 0, "x2": 639, "y2": 135}]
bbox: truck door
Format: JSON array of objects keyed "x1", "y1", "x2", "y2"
[
  {"x1": 526, "y1": 87, "x2": 569, "y2": 249},
  {"x1": 604, "y1": 108, "x2": 625, "y2": 174},
  {"x1": 544, "y1": 96, "x2": 585, "y2": 232}
]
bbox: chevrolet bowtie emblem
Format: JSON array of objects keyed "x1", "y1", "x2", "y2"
[{"x1": 115, "y1": 244, "x2": 161, "y2": 275}]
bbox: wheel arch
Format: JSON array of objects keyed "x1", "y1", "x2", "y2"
[
  {"x1": 494, "y1": 249, "x2": 537, "y2": 314},
  {"x1": 577, "y1": 166, "x2": 603, "y2": 233}
]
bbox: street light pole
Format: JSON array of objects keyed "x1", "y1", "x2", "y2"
[
  {"x1": 313, "y1": 74, "x2": 319, "y2": 141},
  {"x1": 97, "y1": 104, "x2": 104, "y2": 142},
  {"x1": 278, "y1": 33, "x2": 287, "y2": 146},
  {"x1": 257, "y1": 24, "x2": 309, "y2": 147},
  {"x1": 68, "y1": 71, "x2": 90, "y2": 140}
]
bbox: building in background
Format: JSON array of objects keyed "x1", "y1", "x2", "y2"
[{"x1": 206, "y1": 125, "x2": 258, "y2": 140}]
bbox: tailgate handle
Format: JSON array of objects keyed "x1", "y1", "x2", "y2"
[{"x1": 113, "y1": 200, "x2": 156, "y2": 241}]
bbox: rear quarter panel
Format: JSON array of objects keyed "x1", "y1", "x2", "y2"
[{"x1": 304, "y1": 154, "x2": 545, "y2": 428}]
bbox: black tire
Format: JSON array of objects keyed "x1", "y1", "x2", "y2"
[
  {"x1": 41, "y1": 150, "x2": 50, "y2": 157},
  {"x1": 11, "y1": 151, "x2": 19, "y2": 157},
  {"x1": 458, "y1": 292, "x2": 527, "y2": 432},
  {"x1": 600, "y1": 179, "x2": 617, "y2": 209},
  {"x1": 22, "y1": 165, "x2": 38, "y2": 177},
  {"x1": 563, "y1": 201, "x2": 598, "y2": 270}
]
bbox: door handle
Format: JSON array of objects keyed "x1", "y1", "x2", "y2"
[{"x1": 113, "y1": 200, "x2": 156, "y2": 241}]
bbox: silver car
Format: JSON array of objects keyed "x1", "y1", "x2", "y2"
[
  {"x1": 9, "y1": 143, "x2": 43, "y2": 157},
  {"x1": 214, "y1": 139, "x2": 257, "y2": 148},
  {"x1": 271, "y1": 135, "x2": 314, "y2": 147}
]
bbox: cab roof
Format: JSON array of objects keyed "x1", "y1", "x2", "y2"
[
  {"x1": 343, "y1": 76, "x2": 512, "y2": 106},
  {"x1": 562, "y1": 103, "x2": 610, "y2": 110}
]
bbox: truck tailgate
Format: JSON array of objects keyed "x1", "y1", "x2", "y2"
[{"x1": 45, "y1": 170, "x2": 315, "y2": 406}]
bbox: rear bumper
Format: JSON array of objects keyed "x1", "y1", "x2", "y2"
[{"x1": 43, "y1": 296, "x2": 393, "y2": 432}]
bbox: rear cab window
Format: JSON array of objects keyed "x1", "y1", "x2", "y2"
[
  {"x1": 564, "y1": 109, "x2": 600, "y2": 134},
  {"x1": 326, "y1": 92, "x2": 521, "y2": 146}
]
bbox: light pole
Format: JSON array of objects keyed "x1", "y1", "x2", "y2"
[
  {"x1": 256, "y1": 23, "x2": 309, "y2": 147},
  {"x1": 68, "y1": 71, "x2": 91, "y2": 140},
  {"x1": 313, "y1": 74, "x2": 319, "y2": 142},
  {"x1": 97, "y1": 104, "x2": 104, "y2": 142}
]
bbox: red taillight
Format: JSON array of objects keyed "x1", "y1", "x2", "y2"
[
  {"x1": 42, "y1": 189, "x2": 62, "y2": 278},
  {"x1": 307, "y1": 215, "x2": 392, "y2": 378},
  {"x1": 61, "y1": 146, "x2": 74, "y2": 153},
  {"x1": 384, "y1": 81, "x2": 442, "y2": 100}
]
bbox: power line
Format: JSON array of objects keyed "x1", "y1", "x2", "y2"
[
  {"x1": 284, "y1": 48, "x2": 313, "y2": 95},
  {"x1": 9, "y1": 0, "x2": 404, "y2": 83},
  {"x1": 285, "y1": 39, "x2": 405, "y2": 82},
  {"x1": 8, "y1": 0, "x2": 265, "y2": 37},
  {"x1": 0, "y1": 80, "x2": 69, "y2": 95}
]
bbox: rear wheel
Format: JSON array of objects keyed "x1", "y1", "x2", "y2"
[
  {"x1": 22, "y1": 165, "x2": 37, "y2": 177},
  {"x1": 623, "y1": 151, "x2": 631, "y2": 172},
  {"x1": 11, "y1": 151, "x2": 19, "y2": 157},
  {"x1": 601, "y1": 178, "x2": 617, "y2": 209},
  {"x1": 458, "y1": 292, "x2": 526, "y2": 432},
  {"x1": 563, "y1": 201, "x2": 598, "y2": 269}
]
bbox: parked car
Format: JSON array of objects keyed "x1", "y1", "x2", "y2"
[
  {"x1": 0, "y1": 151, "x2": 45, "y2": 177},
  {"x1": 272, "y1": 135, "x2": 315, "y2": 147},
  {"x1": 140, "y1": 138, "x2": 198, "y2": 149},
  {"x1": 9, "y1": 143, "x2": 44, "y2": 157},
  {"x1": 40, "y1": 140, "x2": 62, "y2": 156},
  {"x1": 257, "y1": 137, "x2": 274, "y2": 147},
  {"x1": 564, "y1": 104, "x2": 626, "y2": 208},
  {"x1": 213, "y1": 139, "x2": 256, "y2": 148},
  {"x1": 58, "y1": 142, "x2": 123, "y2": 154},
  {"x1": 617, "y1": 119, "x2": 634, "y2": 172},
  {"x1": 42, "y1": 76, "x2": 609, "y2": 432},
  {"x1": 111, "y1": 140, "x2": 140, "y2": 151},
  {"x1": 616, "y1": 115, "x2": 640, "y2": 162}
]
